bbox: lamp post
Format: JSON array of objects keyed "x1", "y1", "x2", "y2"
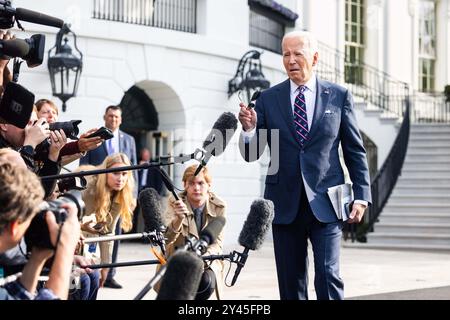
[
  {"x1": 228, "y1": 50, "x2": 270, "y2": 103},
  {"x1": 47, "y1": 24, "x2": 83, "y2": 112}
]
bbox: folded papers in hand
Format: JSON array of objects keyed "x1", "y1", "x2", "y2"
[{"x1": 327, "y1": 183, "x2": 353, "y2": 221}]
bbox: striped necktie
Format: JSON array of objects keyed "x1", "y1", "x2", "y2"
[{"x1": 293, "y1": 85, "x2": 309, "y2": 146}]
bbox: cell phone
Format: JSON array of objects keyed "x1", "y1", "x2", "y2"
[
  {"x1": 92, "y1": 222, "x2": 106, "y2": 230},
  {"x1": 85, "y1": 127, "x2": 114, "y2": 140}
]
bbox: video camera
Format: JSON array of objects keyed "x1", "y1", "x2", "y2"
[
  {"x1": 0, "y1": 0, "x2": 63, "y2": 67},
  {"x1": 24, "y1": 189, "x2": 85, "y2": 250},
  {"x1": 0, "y1": 34, "x2": 45, "y2": 68}
]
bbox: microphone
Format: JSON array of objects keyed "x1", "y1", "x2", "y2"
[
  {"x1": 189, "y1": 216, "x2": 226, "y2": 256},
  {"x1": 247, "y1": 90, "x2": 261, "y2": 109},
  {"x1": 156, "y1": 167, "x2": 180, "y2": 201},
  {"x1": 139, "y1": 188, "x2": 166, "y2": 255},
  {"x1": 0, "y1": 81, "x2": 34, "y2": 129},
  {"x1": 156, "y1": 250, "x2": 204, "y2": 300},
  {"x1": 15, "y1": 8, "x2": 64, "y2": 28},
  {"x1": 133, "y1": 216, "x2": 225, "y2": 300},
  {"x1": 194, "y1": 112, "x2": 238, "y2": 176},
  {"x1": 231, "y1": 199, "x2": 274, "y2": 286}
]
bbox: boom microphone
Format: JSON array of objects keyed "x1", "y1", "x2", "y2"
[
  {"x1": 231, "y1": 199, "x2": 274, "y2": 286},
  {"x1": 15, "y1": 8, "x2": 64, "y2": 28},
  {"x1": 139, "y1": 188, "x2": 166, "y2": 255},
  {"x1": 156, "y1": 250, "x2": 204, "y2": 300},
  {"x1": 133, "y1": 216, "x2": 224, "y2": 300},
  {"x1": 156, "y1": 167, "x2": 179, "y2": 201},
  {"x1": 194, "y1": 112, "x2": 238, "y2": 176}
]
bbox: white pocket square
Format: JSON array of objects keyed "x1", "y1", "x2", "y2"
[{"x1": 325, "y1": 110, "x2": 333, "y2": 114}]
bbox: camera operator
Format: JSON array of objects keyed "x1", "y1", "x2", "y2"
[
  {"x1": 0, "y1": 30, "x2": 14, "y2": 96},
  {"x1": 36, "y1": 99, "x2": 104, "y2": 166},
  {"x1": 0, "y1": 163, "x2": 80, "y2": 300},
  {"x1": 0, "y1": 107, "x2": 66, "y2": 197}
]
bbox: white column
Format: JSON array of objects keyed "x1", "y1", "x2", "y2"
[{"x1": 409, "y1": 0, "x2": 419, "y2": 91}]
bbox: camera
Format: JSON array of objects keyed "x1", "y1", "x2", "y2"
[
  {"x1": 57, "y1": 176, "x2": 87, "y2": 193},
  {"x1": 24, "y1": 189, "x2": 85, "y2": 250},
  {"x1": 0, "y1": 34, "x2": 45, "y2": 68},
  {"x1": 34, "y1": 120, "x2": 82, "y2": 161},
  {"x1": 49, "y1": 120, "x2": 82, "y2": 140}
]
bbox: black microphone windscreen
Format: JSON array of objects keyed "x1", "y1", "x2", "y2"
[
  {"x1": 0, "y1": 82, "x2": 35, "y2": 129},
  {"x1": 0, "y1": 39, "x2": 30, "y2": 58},
  {"x1": 139, "y1": 188, "x2": 164, "y2": 232},
  {"x1": 16, "y1": 8, "x2": 64, "y2": 28},
  {"x1": 202, "y1": 112, "x2": 238, "y2": 156},
  {"x1": 238, "y1": 199, "x2": 274, "y2": 250},
  {"x1": 156, "y1": 250, "x2": 204, "y2": 300},
  {"x1": 201, "y1": 216, "x2": 226, "y2": 245}
]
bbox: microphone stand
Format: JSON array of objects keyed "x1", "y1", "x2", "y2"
[
  {"x1": 82, "y1": 230, "x2": 166, "y2": 256},
  {"x1": 85, "y1": 253, "x2": 235, "y2": 270},
  {"x1": 40, "y1": 149, "x2": 207, "y2": 181},
  {"x1": 133, "y1": 237, "x2": 228, "y2": 300},
  {"x1": 82, "y1": 231, "x2": 163, "y2": 244}
]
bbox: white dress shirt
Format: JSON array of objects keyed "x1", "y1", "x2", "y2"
[{"x1": 107, "y1": 129, "x2": 120, "y2": 155}]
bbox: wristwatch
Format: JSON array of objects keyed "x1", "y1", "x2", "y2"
[{"x1": 20, "y1": 145, "x2": 35, "y2": 157}]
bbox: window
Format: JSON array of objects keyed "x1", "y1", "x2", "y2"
[
  {"x1": 345, "y1": 0, "x2": 365, "y2": 85},
  {"x1": 92, "y1": 0, "x2": 197, "y2": 33},
  {"x1": 418, "y1": 0, "x2": 436, "y2": 92},
  {"x1": 248, "y1": 0, "x2": 298, "y2": 54},
  {"x1": 249, "y1": 10, "x2": 284, "y2": 54}
]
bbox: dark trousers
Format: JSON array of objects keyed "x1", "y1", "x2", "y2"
[
  {"x1": 272, "y1": 189, "x2": 344, "y2": 300},
  {"x1": 107, "y1": 218, "x2": 121, "y2": 280},
  {"x1": 70, "y1": 271, "x2": 100, "y2": 300}
]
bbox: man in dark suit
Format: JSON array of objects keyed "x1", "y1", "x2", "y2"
[
  {"x1": 130, "y1": 148, "x2": 167, "y2": 233},
  {"x1": 80, "y1": 105, "x2": 137, "y2": 289},
  {"x1": 238, "y1": 31, "x2": 371, "y2": 300},
  {"x1": 137, "y1": 148, "x2": 163, "y2": 194}
]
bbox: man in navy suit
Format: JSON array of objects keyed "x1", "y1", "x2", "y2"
[
  {"x1": 80, "y1": 105, "x2": 137, "y2": 289},
  {"x1": 238, "y1": 31, "x2": 371, "y2": 300}
]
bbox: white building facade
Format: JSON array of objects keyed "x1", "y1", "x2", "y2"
[{"x1": 11, "y1": 0, "x2": 450, "y2": 243}]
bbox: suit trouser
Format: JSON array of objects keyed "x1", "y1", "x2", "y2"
[
  {"x1": 272, "y1": 189, "x2": 344, "y2": 300},
  {"x1": 107, "y1": 218, "x2": 121, "y2": 280}
]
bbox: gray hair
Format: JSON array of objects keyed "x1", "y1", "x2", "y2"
[{"x1": 282, "y1": 30, "x2": 319, "y2": 54}]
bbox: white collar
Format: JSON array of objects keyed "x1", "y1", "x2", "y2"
[{"x1": 289, "y1": 73, "x2": 317, "y2": 95}]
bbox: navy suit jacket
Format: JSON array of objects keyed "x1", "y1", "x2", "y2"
[
  {"x1": 240, "y1": 78, "x2": 372, "y2": 224},
  {"x1": 80, "y1": 129, "x2": 138, "y2": 196}
]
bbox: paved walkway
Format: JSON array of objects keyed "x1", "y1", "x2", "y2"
[{"x1": 97, "y1": 241, "x2": 450, "y2": 300}]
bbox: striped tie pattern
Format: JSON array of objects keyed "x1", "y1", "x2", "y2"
[{"x1": 293, "y1": 85, "x2": 309, "y2": 146}]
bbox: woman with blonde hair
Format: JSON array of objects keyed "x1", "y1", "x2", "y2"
[{"x1": 80, "y1": 153, "x2": 135, "y2": 287}]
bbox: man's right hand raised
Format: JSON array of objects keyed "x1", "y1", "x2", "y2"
[{"x1": 238, "y1": 102, "x2": 257, "y2": 132}]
